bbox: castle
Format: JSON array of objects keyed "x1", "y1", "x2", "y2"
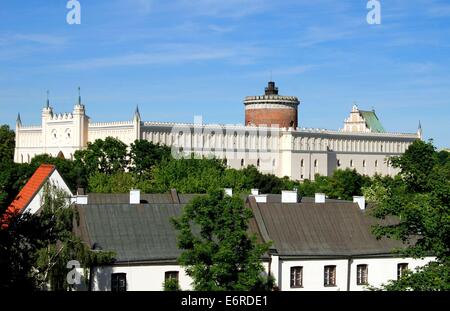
[{"x1": 14, "y1": 82, "x2": 422, "y2": 180}]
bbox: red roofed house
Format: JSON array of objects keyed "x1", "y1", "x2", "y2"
[{"x1": 1, "y1": 164, "x2": 72, "y2": 228}]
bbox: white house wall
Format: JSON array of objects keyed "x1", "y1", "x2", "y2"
[{"x1": 22, "y1": 170, "x2": 72, "y2": 215}]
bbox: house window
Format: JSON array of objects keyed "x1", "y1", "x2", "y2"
[
  {"x1": 357, "y1": 264, "x2": 368, "y2": 285},
  {"x1": 165, "y1": 271, "x2": 179, "y2": 282},
  {"x1": 397, "y1": 263, "x2": 408, "y2": 280},
  {"x1": 111, "y1": 273, "x2": 127, "y2": 292},
  {"x1": 290, "y1": 266, "x2": 303, "y2": 288},
  {"x1": 324, "y1": 265, "x2": 336, "y2": 286}
]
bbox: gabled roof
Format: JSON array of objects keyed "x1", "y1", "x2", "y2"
[
  {"x1": 74, "y1": 194, "x2": 408, "y2": 263},
  {"x1": 7, "y1": 164, "x2": 55, "y2": 214},
  {"x1": 248, "y1": 200, "x2": 405, "y2": 257},
  {"x1": 360, "y1": 110, "x2": 385, "y2": 133}
]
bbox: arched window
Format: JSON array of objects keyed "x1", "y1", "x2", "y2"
[
  {"x1": 301, "y1": 159, "x2": 304, "y2": 167},
  {"x1": 337, "y1": 159, "x2": 341, "y2": 167},
  {"x1": 350, "y1": 160, "x2": 354, "y2": 167},
  {"x1": 363, "y1": 160, "x2": 366, "y2": 167},
  {"x1": 241, "y1": 159, "x2": 244, "y2": 167},
  {"x1": 314, "y1": 159, "x2": 318, "y2": 167},
  {"x1": 375, "y1": 160, "x2": 378, "y2": 167},
  {"x1": 224, "y1": 158, "x2": 228, "y2": 166},
  {"x1": 257, "y1": 159, "x2": 260, "y2": 167}
]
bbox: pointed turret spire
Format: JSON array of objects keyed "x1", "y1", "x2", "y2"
[
  {"x1": 46, "y1": 90, "x2": 50, "y2": 108},
  {"x1": 16, "y1": 113, "x2": 22, "y2": 126},
  {"x1": 78, "y1": 86, "x2": 81, "y2": 106},
  {"x1": 134, "y1": 105, "x2": 141, "y2": 120},
  {"x1": 417, "y1": 120, "x2": 423, "y2": 139}
]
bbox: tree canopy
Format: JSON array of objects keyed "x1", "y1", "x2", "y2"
[
  {"x1": 366, "y1": 140, "x2": 450, "y2": 290},
  {"x1": 172, "y1": 190, "x2": 273, "y2": 290}
]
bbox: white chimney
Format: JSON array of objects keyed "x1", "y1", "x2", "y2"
[
  {"x1": 130, "y1": 189, "x2": 141, "y2": 204},
  {"x1": 71, "y1": 195, "x2": 88, "y2": 205},
  {"x1": 282, "y1": 190, "x2": 298, "y2": 203},
  {"x1": 315, "y1": 193, "x2": 326, "y2": 203},
  {"x1": 251, "y1": 189, "x2": 259, "y2": 195},
  {"x1": 224, "y1": 188, "x2": 233, "y2": 197},
  {"x1": 353, "y1": 196, "x2": 366, "y2": 210},
  {"x1": 254, "y1": 195, "x2": 267, "y2": 203}
]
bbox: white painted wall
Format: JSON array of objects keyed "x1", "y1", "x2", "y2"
[
  {"x1": 91, "y1": 264, "x2": 193, "y2": 291},
  {"x1": 275, "y1": 256, "x2": 435, "y2": 291},
  {"x1": 23, "y1": 169, "x2": 72, "y2": 215}
]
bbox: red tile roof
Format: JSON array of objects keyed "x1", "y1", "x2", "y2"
[{"x1": 1, "y1": 164, "x2": 56, "y2": 229}]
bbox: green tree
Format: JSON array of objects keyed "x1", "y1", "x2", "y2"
[
  {"x1": 370, "y1": 140, "x2": 450, "y2": 290},
  {"x1": 172, "y1": 189, "x2": 272, "y2": 291},
  {"x1": 74, "y1": 137, "x2": 128, "y2": 175},
  {"x1": 129, "y1": 140, "x2": 171, "y2": 175},
  {"x1": 0, "y1": 125, "x2": 15, "y2": 163},
  {"x1": 163, "y1": 278, "x2": 181, "y2": 291},
  {"x1": 0, "y1": 183, "x2": 114, "y2": 290}
]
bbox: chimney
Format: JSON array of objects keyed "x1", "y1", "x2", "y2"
[
  {"x1": 75, "y1": 195, "x2": 88, "y2": 205},
  {"x1": 254, "y1": 195, "x2": 267, "y2": 203},
  {"x1": 281, "y1": 190, "x2": 298, "y2": 203},
  {"x1": 130, "y1": 189, "x2": 141, "y2": 204},
  {"x1": 315, "y1": 193, "x2": 326, "y2": 203},
  {"x1": 251, "y1": 189, "x2": 259, "y2": 195},
  {"x1": 224, "y1": 188, "x2": 233, "y2": 197},
  {"x1": 353, "y1": 196, "x2": 366, "y2": 210}
]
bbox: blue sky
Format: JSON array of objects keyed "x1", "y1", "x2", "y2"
[{"x1": 0, "y1": 0, "x2": 449, "y2": 148}]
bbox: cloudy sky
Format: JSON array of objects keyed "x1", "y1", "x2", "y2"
[{"x1": 0, "y1": 0, "x2": 449, "y2": 147}]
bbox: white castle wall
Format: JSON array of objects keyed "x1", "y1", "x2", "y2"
[{"x1": 14, "y1": 104, "x2": 418, "y2": 180}]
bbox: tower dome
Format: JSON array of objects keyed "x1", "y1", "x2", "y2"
[{"x1": 244, "y1": 81, "x2": 300, "y2": 128}]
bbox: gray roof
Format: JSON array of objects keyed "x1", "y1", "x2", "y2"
[
  {"x1": 74, "y1": 193, "x2": 407, "y2": 264},
  {"x1": 76, "y1": 203, "x2": 185, "y2": 263},
  {"x1": 249, "y1": 199, "x2": 405, "y2": 258},
  {"x1": 86, "y1": 193, "x2": 201, "y2": 205}
]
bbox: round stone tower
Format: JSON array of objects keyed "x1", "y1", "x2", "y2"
[{"x1": 244, "y1": 81, "x2": 300, "y2": 128}]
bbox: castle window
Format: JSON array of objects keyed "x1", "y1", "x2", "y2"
[
  {"x1": 257, "y1": 159, "x2": 260, "y2": 167},
  {"x1": 314, "y1": 160, "x2": 318, "y2": 167},
  {"x1": 273, "y1": 159, "x2": 276, "y2": 167},
  {"x1": 350, "y1": 160, "x2": 354, "y2": 167},
  {"x1": 363, "y1": 160, "x2": 366, "y2": 167},
  {"x1": 241, "y1": 159, "x2": 244, "y2": 167},
  {"x1": 337, "y1": 159, "x2": 341, "y2": 167},
  {"x1": 290, "y1": 120, "x2": 294, "y2": 127},
  {"x1": 301, "y1": 159, "x2": 304, "y2": 167},
  {"x1": 381, "y1": 145, "x2": 383, "y2": 152},
  {"x1": 224, "y1": 158, "x2": 227, "y2": 166},
  {"x1": 375, "y1": 160, "x2": 378, "y2": 167}
]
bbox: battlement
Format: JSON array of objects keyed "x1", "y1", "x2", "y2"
[{"x1": 49, "y1": 113, "x2": 74, "y2": 121}]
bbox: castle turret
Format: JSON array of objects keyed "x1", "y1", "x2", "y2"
[
  {"x1": 133, "y1": 106, "x2": 141, "y2": 140},
  {"x1": 244, "y1": 81, "x2": 300, "y2": 128},
  {"x1": 417, "y1": 121, "x2": 423, "y2": 140},
  {"x1": 73, "y1": 87, "x2": 89, "y2": 149}
]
